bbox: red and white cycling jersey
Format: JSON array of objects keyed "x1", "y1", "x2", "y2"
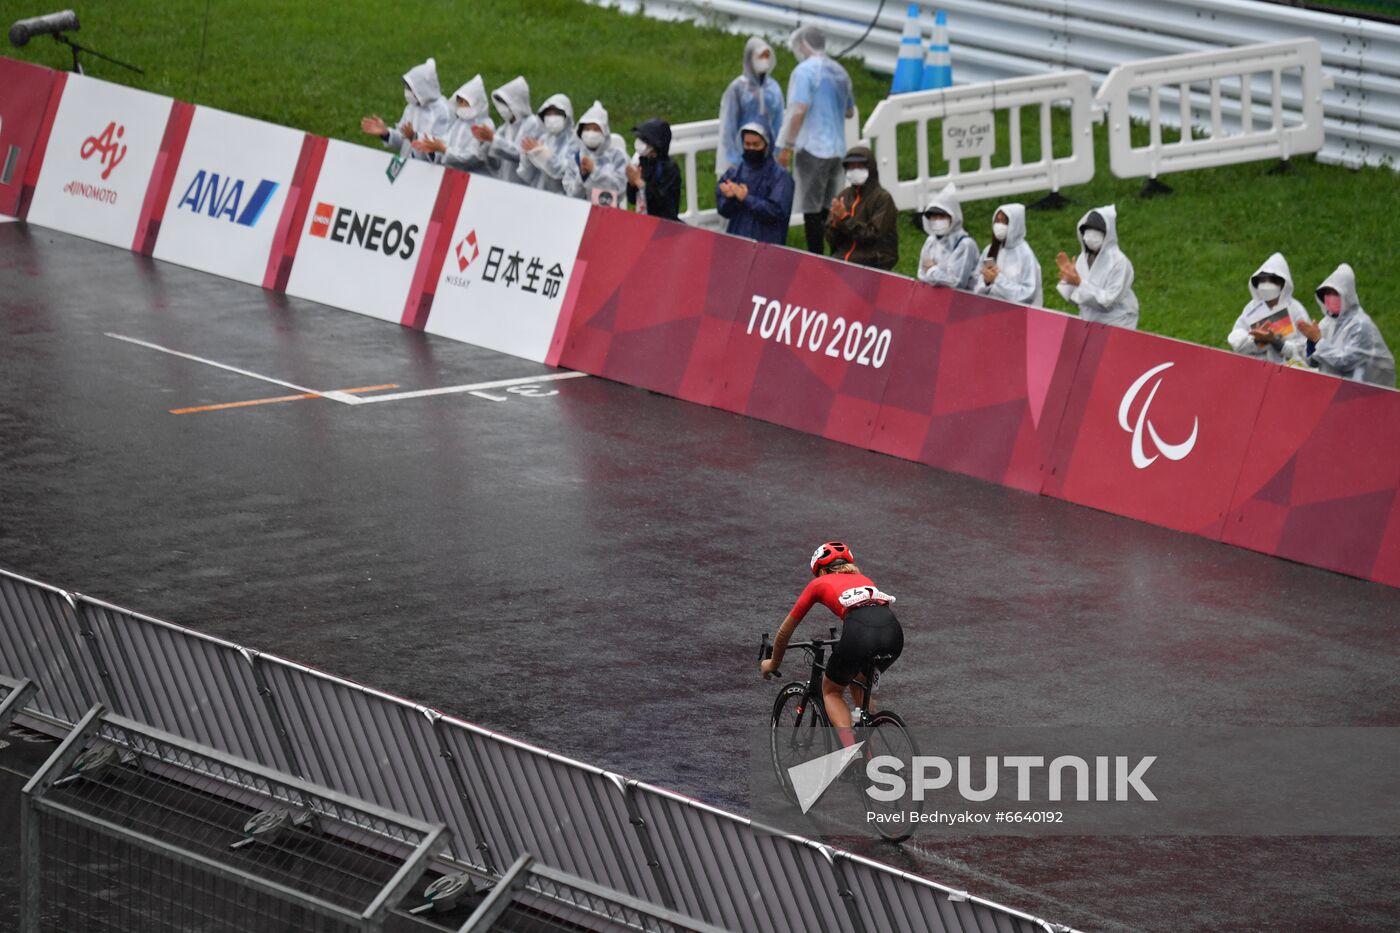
[{"x1": 789, "y1": 573, "x2": 896, "y2": 622}]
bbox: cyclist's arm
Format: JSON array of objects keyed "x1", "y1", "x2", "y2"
[{"x1": 768, "y1": 613, "x2": 800, "y2": 670}]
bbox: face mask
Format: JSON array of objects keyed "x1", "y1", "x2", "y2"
[
  {"x1": 1256, "y1": 281, "x2": 1283, "y2": 302},
  {"x1": 634, "y1": 138, "x2": 652, "y2": 158},
  {"x1": 494, "y1": 98, "x2": 513, "y2": 122},
  {"x1": 743, "y1": 148, "x2": 766, "y2": 166},
  {"x1": 754, "y1": 55, "x2": 773, "y2": 76},
  {"x1": 845, "y1": 168, "x2": 868, "y2": 187},
  {"x1": 543, "y1": 114, "x2": 567, "y2": 134},
  {"x1": 992, "y1": 222, "x2": 1009, "y2": 241},
  {"x1": 1082, "y1": 229, "x2": 1105, "y2": 252},
  {"x1": 456, "y1": 105, "x2": 474, "y2": 120},
  {"x1": 1323, "y1": 293, "x2": 1343, "y2": 316},
  {"x1": 404, "y1": 88, "x2": 417, "y2": 106},
  {"x1": 581, "y1": 129, "x2": 605, "y2": 150},
  {"x1": 926, "y1": 217, "x2": 951, "y2": 237}
]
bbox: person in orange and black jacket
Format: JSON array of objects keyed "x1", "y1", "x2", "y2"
[{"x1": 825, "y1": 145, "x2": 898, "y2": 271}]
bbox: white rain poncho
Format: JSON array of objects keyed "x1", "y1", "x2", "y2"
[
  {"x1": 1226, "y1": 252, "x2": 1310, "y2": 365},
  {"x1": 1307, "y1": 263, "x2": 1396, "y2": 388},
  {"x1": 973, "y1": 203, "x2": 1042, "y2": 305},
  {"x1": 486, "y1": 76, "x2": 543, "y2": 184},
  {"x1": 562, "y1": 100, "x2": 629, "y2": 206},
  {"x1": 435, "y1": 75, "x2": 493, "y2": 172},
  {"x1": 516, "y1": 94, "x2": 576, "y2": 193},
  {"x1": 917, "y1": 182, "x2": 980, "y2": 291},
  {"x1": 717, "y1": 37, "x2": 784, "y2": 177},
  {"x1": 1056, "y1": 204, "x2": 1139, "y2": 329},
  {"x1": 385, "y1": 58, "x2": 453, "y2": 160}
]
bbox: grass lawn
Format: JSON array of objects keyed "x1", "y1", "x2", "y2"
[{"x1": 10, "y1": 0, "x2": 1398, "y2": 355}]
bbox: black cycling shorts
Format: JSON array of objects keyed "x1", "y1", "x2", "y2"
[{"x1": 825, "y1": 604, "x2": 903, "y2": 687}]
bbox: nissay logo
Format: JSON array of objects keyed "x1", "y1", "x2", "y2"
[
  {"x1": 308, "y1": 202, "x2": 418, "y2": 260},
  {"x1": 177, "y1": 170, "x2": 278, "y2": 227}
]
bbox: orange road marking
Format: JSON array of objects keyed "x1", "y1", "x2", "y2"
[{"x1": 170, "y1": 384, "x2": 398, "y2": 415}]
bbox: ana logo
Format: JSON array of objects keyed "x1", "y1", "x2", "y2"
[
  {"x1": 177, "y1": 170, "x2": 278, "y2": 227},
  {"x1": 454, "y1": 230, "x2": 479, "y2": 272},
  {"x1": 80, "y1": 121, "x2": 127, "y2": 180},
  {"x1": 1118, "y1": 362, "x2": 1199, "y2": 470},
  {"x1": 305, "y1": 202, "x2": 418, "y2": 259}
]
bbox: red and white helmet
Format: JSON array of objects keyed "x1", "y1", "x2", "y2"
[{"x1": 810, "y1": 541, "x2": 853, "y2": 575}]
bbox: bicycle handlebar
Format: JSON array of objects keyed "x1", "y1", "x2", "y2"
[{"x1": 759, "y1": 629, "x2": 839, "y2": 680}]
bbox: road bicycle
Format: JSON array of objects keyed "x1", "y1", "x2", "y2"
[{"x1": 760, "y1": 630, "x2": 921, "y2": 843}]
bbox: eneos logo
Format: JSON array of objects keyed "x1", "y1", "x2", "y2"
[
  {"x1": 1118, "y1": 362, "x2": 1199, "y2": 470},
  {"x1": 307, "y1": 201, "x2": 418, "y2": 260},
  {"x1": 177, "y1": 170, "x2": 279, "y2": 227},
  {"x1": 80, "y1": 121, "x2": 127, "y2": 180}
]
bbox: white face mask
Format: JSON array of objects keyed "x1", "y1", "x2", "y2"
[
  {"x1": 845, "y1": 168, "x2": 869, "y2": 187},
  {"x1": 404, "y1": 88, "x2": 417, "y2": 106},
  {"x1": 754, "y1": 55, "x2": 773, "y2": 76},
  {"x1": 925, "y1": 217, "x2": 951, "y2": 237},
  {"x1": 494, "y1": 98, "x2": 514, "y2": 122},
  {"x1": 634, "y1": 138, "x2": 652, "y2": 158},
  {"x1": 456, "y1": 105, "x2": 474, "y2": 120},
  {"x1": 1255, "y1": 281, "x2": 1283, "y2": 302},
  {"x1": 543, "y1": 114, "x2": 567, "y2": 134},
  {"x1": 1082, "y1": 228, "x2": 1105, "y2": 252},
  {"x1": 580, "y1": 129, "x2": 605, "y2": 150},
  {"x1": 992, "y1": 221, "x2": 1010, "y2": 241}
]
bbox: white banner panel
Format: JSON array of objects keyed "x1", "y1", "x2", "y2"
[
  {"x1": 285, "y1": 139, "x2": 442, "y2": 323},
  {"x1": 425, "y1": 173, "x2": 591, "y2": 362},
  {"x1": 153, "y1": 107, "x2": 304, "y2": 286},
  {"x1": 26, "y1": 73, "x2": 174, "y2": 248}
]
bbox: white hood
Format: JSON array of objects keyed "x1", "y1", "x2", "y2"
[
  {"x1": 1316, "y1": 262, "x2": 1361, "y2": 316},
  {"x1": 577, "y1": 99, "x2": 612, "y2": 141},
  {"x1": 491, "y1": 76, "x2": 531, "y2": 124},
  {"x1": 925, "y1": 182, "x2": 965, "y2": 236},
  {"x1": 1248, "y1": 251, "x2": 1295, "y2": 306},
  {"x1": 993, "y1": 202, "x2": 1027, "y2": 249},
  {"x1": 403, "y1": 58, "x2": 443, "y2": 105},
  {"x1": 451, "y1": 75, "x2": 488, "y2": 121}
]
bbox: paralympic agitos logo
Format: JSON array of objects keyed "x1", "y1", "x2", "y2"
[{"x1": 308, "y1": 201, "x2": 418, "y2": 259}]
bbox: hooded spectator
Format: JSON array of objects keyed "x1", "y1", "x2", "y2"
[
  {"x1": 1296, "y1": 263, "x2": 1396, "y2": 387},
  {"x1": 411, "y1": 75, "x2": 493, "y2": 172},
  {"x1": 778, "y1": 24, "x2": 856, "y2": 255},
  {"x1": 1226, "y1": 253, "x2": 1309, "y2": 365},
  {"x1": 716, "y1": 121, "x2": 795, "y2": 245},
  {"x1": 627, "y1": 119, "x2": 682, "y2": 221},
  {"x1": 1055, "y1": 205, "x2": 1139, "y2": 329},
  {"x1": 360, "y1": 58, "x2": 452, "y2": 162},
  {"x1": 518, "y1": 94, "x2": 576, "y2": 193},
  {"x1": 718, "y1": 37, "x2": 785, "y2": 178},
  {"x1": 917, "y1": 182, "x2": 979, "y2": 290},
  {"x1": 473, "y1": 76, "x2": 542, "y2": 184},
  {"x1": 563, "y1": 100, "x2": 629, "y2": 206},
  {"x1": 825, "y1": 145, "x2": 898, "y2": 270},
  {"x1": 974, "y1": 203, "x2": 1042, "y2": 305}
]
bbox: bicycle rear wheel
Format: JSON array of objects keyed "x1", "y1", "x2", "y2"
[
  {"x1": 854, "y1": 709, "x2": 921, "y2": 843},
  {"x1": 770, "y1": 684, "x2": 830, "y2": 805}
]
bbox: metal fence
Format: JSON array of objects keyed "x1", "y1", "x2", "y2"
[
  {"x1": 19, "y1": 706, "x2": 446, "y2": 933},
  {"x1": 0, "y1": 566, "x2": 1078, "y2": 933},
  {"x1": 594, "y1": 0, "x2": 1400, "y2": 168}
]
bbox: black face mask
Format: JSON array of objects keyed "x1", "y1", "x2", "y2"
[{"x1": 742, "y1": 148, "x2": 766, "y2": 166}]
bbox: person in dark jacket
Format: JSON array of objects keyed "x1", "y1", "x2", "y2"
[
  {"x1": 716, "y1": 121, "x2": 795, "y2": 245},
  {"x1": 825, "y1": 145, "x2": 898, "y2": 270},
  {"x1": 626, "y1": 118, "x2": 682, "y2": 221}
]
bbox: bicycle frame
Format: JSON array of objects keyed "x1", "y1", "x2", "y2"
[{"x1": 761, "y1": 629, "x2": 879, "y2": 725}]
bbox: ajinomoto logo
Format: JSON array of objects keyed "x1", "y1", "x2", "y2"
[
  {"x1": 306, "y1": 201, "x2": 418, "y2": 259},
  {"x1": 80, "y1": 121, "x2": 127, "y2": 180}
]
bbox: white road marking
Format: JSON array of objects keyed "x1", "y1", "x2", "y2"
[
  {"x1": 356, "y1": 371, "x2": 589, "y2": 404},
  {"x1": 106, "y1": 332, "x2": 363, "y2": 404}
]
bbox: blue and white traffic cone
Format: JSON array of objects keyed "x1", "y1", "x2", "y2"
[
  {"x1": 890, "y1": 4, "x2": 926, "y2": 95},
  {"x1": 922, "y1": 10, "x2": 952, "y2": 90}
]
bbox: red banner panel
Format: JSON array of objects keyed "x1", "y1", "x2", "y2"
[
  {"x1": 715, "y1": 244, "x2": 919, "y2": 448},
  {"x1": 554, "y1": 209, "x2": 758, "y2": 406},
  {"x1": 1043, "y1": 326, "x2": 1274, "y2": 537},
  {"x1": 1224, "y1": 367, "x2": 1400, "y2": 583},
  {"x1": 872, "y1": 291, "x2": 1089, "y2": 493},
  {"x1": 0, "y1": 57, "x2": 59, "y2": 217}
]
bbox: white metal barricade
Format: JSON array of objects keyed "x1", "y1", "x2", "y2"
[
  {"x1": 1095, "y1": 38, "x2": 1334, "y2": 181},
  {"x1": 860, "y1": 71, "x2": 1096, "y2": 211}
]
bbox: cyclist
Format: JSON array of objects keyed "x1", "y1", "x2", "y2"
[{"x1": 760, "y1": 542, "x2": 903, "y2": 747}]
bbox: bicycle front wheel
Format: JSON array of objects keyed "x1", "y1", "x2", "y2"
[
  {"x1": 770, "y1": 684, "x2": 829, "y2": 805},
  {"x1": 855, "y1": 709, "x2": 921, "y2": 844}
]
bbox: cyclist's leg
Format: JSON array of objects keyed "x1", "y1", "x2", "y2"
[{"x1": 821, "y1": 674, "x2": 856, "y2": 746}]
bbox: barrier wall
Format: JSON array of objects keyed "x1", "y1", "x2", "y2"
[{"x1": 3, "y1": 54, "x2": 1396, "y2": 589}]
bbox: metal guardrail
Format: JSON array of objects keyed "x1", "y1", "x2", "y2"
[
  {"x1": 593, "y1": 0, "x2": 1400, "y2": 168},
  {"x1": 0, "y1": 565, "x2": 1078, "y2": 933}
]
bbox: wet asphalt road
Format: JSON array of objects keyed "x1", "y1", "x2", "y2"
[{"x1": 1, "y1": 223, "x2": 1398, "y2": 932}]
